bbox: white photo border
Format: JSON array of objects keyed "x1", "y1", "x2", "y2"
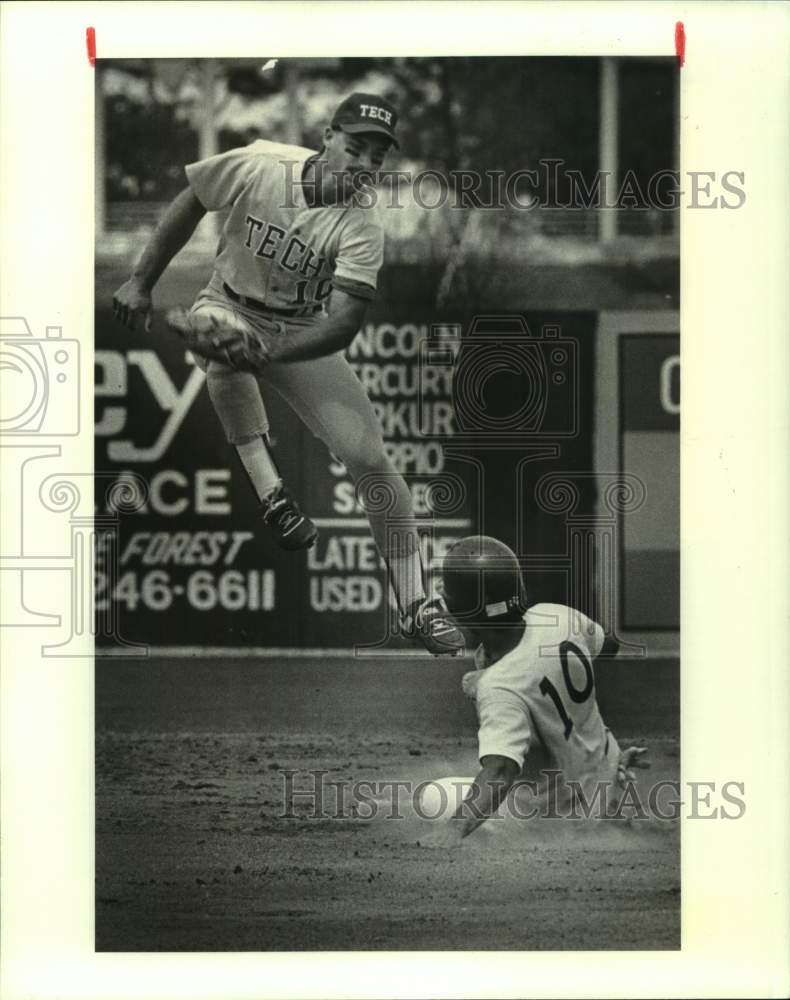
[{"x1": 1, "y1": 2, "x2": 788, "y2": 998}]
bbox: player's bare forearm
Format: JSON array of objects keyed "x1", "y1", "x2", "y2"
[
  {"x1": 267, "y1": 289, "x2": 368, "y2": 363},
  {"x1": 455, "y1": 756, "x2": 520, "y2": 839},
  {"x1": 114, "y1": 187, "x2": 207, "y2": 331},
  {"x1": 131, "y1": 186, "x2": 207, "y2": 291}
]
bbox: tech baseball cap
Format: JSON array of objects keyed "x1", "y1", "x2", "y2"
[{"x1": 331, "y1": 92, "x2": 399, "y2": 148}]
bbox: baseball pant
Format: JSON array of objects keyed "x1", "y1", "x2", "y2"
[{"x1": 189, "y1": 275, "x2": 419, "y2": 574}]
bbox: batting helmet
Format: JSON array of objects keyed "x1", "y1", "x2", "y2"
[{"x1": 441, "y1": 535, "x2": 528, "y2": 624}]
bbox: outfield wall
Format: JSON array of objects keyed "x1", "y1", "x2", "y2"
[{"x1": 95, "y1": 258, "x2": 679, "y2": 655}]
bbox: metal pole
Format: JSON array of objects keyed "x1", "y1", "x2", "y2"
[
  {"x1": 199, "y1": 60, "x2": 219, "y2": 240},
  {"x1": 283, "y1": 60, "x2": 303, "y2": 146},
  {"x1": 199, "y1": 59, "x2": 219, "y2": 161},
  {"x1": 599, "y1": 57, "x2": 619, "y2": 243}
]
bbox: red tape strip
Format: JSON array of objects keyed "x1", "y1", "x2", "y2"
[
  {"x1": 675, "y1": 21, "x2": 686, "y2": 67},
  {"x1": 86, "y1": 26, "x2": 96, "y2": 67}
]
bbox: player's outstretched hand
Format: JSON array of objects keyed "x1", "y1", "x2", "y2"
[
  {"x1": 616, "y1": 746, "x2": 650, "y2": 787},
  {"x1": 113, "y1": 277, "x2": 153, "y2": 332},
  {"x1": 461, "y1": 670, "x2": 481, "y2": 700}
]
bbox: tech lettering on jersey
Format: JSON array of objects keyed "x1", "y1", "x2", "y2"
[
  {"x1": 186, "y1": 141, "x2": 383, "y2": 308},
  {"x1": 243, "y1": 214, "x2": 327, "y2": 279}
]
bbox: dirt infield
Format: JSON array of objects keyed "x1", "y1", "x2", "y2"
[{"x1": 96, "y1": 655, "x2": 680, "y2": 951}]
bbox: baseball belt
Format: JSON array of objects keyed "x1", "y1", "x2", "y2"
[{"x1": 222, "y1": 282, "x2": 322, "y2": 318}]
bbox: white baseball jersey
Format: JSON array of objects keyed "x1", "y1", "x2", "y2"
[
  {"x1": 185, "y1": 140, "x2": 384, "y2": 311},
  {"x1": 473, "y1": 604, "x2": 620, "y2": 786}
]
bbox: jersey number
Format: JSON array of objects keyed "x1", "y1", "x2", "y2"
[
  {"x1": 293, "y1": 277, "x2": 333, "y2": 305},
  {"x1": 538, "y1": 641, "x2": 594, "y2": 741}
]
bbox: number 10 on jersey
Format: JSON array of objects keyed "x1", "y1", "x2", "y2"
[{"x1": 539, "y1": 640, "x2": 595, "y2": 740}]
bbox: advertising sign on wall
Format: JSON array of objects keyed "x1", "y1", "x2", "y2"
[
  {"x1": 95, "y1": 263, "x2": 607, "y2": 651},
  {"x1": 94, "y1": 285, "x2": 476, "y2": 650}
]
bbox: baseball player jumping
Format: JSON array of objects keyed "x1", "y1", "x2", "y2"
[
  {"x1": 419, "y1": 535, "x2": 649, "y2": 846},
  {"x1": 112, "y1": 92, "x2": 463, "y2": 655}
]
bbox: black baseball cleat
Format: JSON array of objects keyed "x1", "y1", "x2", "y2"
[
  {"x1": 402, "y1": 595, "x2": 466, "y2": 657},
  {"x1": 260, "y1": 485, "x2": 318, "y2": 551}
]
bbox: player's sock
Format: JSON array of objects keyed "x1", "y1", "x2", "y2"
[
  {"x1": 353, "y1": 468, "x2": 427, "y2": 613},
  {"x1": 387, "y1": 532, "x2": 427, "y2": 616},
  {"x1": 389, "y1": 541, "x2": 464, "y2": 655},
  {"x1": 235, "y1": 436, "x2": 281, "y2": 501},
  {"x1": 352, "y1": 465, "x2": 462, "y2": 653}
]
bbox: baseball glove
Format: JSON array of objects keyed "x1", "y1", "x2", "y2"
[{"x1": 165, "y1": 305, "x2": 282, "y2": 373}]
